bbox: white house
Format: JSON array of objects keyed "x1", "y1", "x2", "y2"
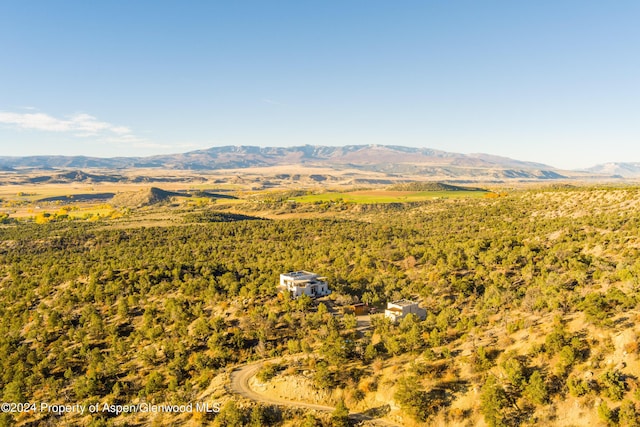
[
  {"x1": 279, "y1": 271, "x2": 331, "y2": 299},
  {"x1": 384, "y1": 299, "x2": 426, "y2": 323}
]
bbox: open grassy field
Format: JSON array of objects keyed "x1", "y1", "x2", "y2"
[{"x1": 291, "y1": 189, "x2": 490, "y2": 203}]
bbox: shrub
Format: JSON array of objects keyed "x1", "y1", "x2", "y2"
[
  {"x1": 256, "y1": 362, "x2": 282, "y2": 383},
  {"x1": 601, "y1": 370, "x2": 626, "y2": 401},
  {"x1": 473, "y1": 346, "x2": 493, "y2": 372},
  {"x1": 394, "y1": 376, "x2": 448, "y2": 422},
  {"x1": 480, "y1": 375, "x2": 508, "y2": 427},
  {"x1": 567, "y1": 375, "x2": 590, "y2": 397},
  {"x1": 598, "y1": 401, "x2": 618, "y2": 426},
  {"x1": 525, "y1": 370, "x2": 548, "y2": 405},
  {"x1": 331, "y1": 398, "x2": 349, "y2": 427},
  {"x1": 144, "y1": 371, "x2": 164, "y2": 395},
  {"x1": 214, "y1": 401, "x2": 245, "y2": 427},
  {"x1": 545, "y1": 330, "x2": 566, "y2": 356},
  {"x1": 501, "y1": 357, "x2": 526, "y2": 391},
  {"x1": 301, "y1": 413, "x2": 322, "y2": 427},
  {"x1": 619, "y1": 400, "x2": 639, "y2": 427}
]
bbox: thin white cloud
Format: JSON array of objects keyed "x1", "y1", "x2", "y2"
[
  {"x1": 0, "y1": 109, "x2": 204, "y2": 154},
  {"x1": 0, "y1": 110, "x2": 136, "y2": 140}
]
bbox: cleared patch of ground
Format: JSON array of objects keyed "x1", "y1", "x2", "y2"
[{"x1": 292, "y1": 189, "x2": 490, "y2": 204}]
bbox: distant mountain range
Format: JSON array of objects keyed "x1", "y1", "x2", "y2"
[
  {"x1": 0, "y1": 145, "x2": 636, "y2": 180},
  {"x1": 583, "y1": 162, "x2": 640, "y2": 178}
]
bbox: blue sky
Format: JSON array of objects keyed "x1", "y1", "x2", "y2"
[{"x1": 1, "y1": 1, "x2": 639, "y2": 169}]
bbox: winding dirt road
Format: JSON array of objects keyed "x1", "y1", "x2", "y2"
[{"x1": 228, "y1": 360, "x2": 403, "y2": 426}]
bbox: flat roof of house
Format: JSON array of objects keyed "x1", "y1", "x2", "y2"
[{"x1": 282, "y1": 270, "x2": 317, "y2": 278}]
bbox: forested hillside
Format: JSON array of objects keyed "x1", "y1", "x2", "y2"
[{"x1": 1, "y1": 187, "x2": 640, "y2": 426}]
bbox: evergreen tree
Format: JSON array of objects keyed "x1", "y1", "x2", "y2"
[
  {"x1": 480, "y1": 375, "x2": 508, "y2": 427},
  {"x1": 331, "y1": 398, "x2": 349, "y2": 427},
  {"x1": 525, "y1": 370, "x2": 548, "y2": 405}
]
